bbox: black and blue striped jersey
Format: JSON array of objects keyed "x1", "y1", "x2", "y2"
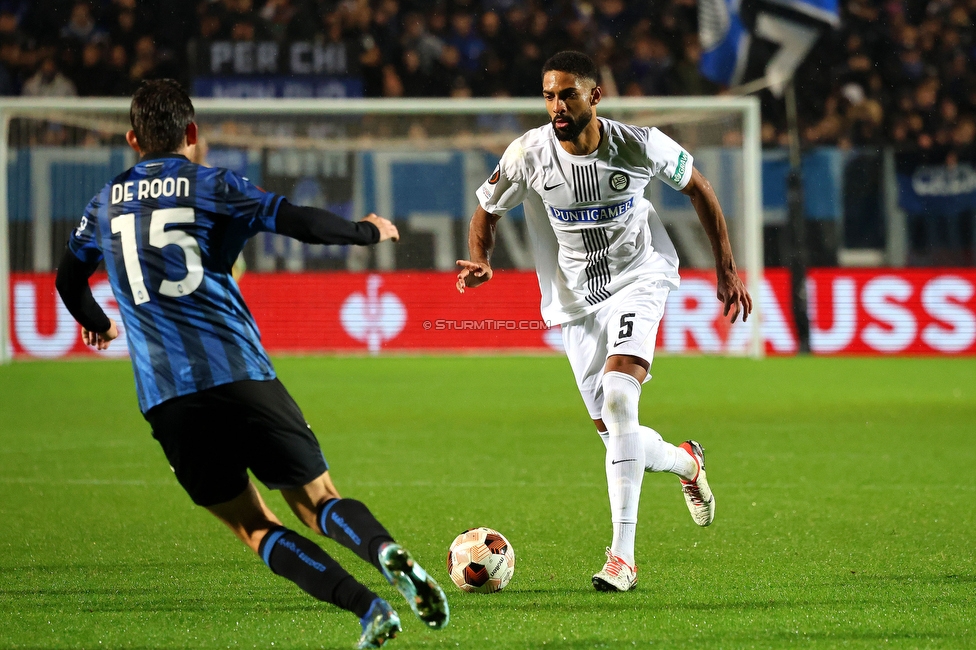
[{"x1": 68, "y1": 153, "x2": 281, "y2": 413}]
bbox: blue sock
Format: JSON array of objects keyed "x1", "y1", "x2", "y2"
[
  {"x1": 318, "y1": 499, "x2": 395, "y2": 571},
  {"x1": 258, "y1": 526, "x2": 376, "y2": 617}
]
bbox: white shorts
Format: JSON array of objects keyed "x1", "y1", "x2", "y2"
[{"x1": 561, "y1": 281, "x2": 671, "y2": 420}]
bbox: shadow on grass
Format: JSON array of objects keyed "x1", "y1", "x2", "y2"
[
  {"x1": 536, "y1": 630, "x2": 959, "y2": 649},
  {"x1": 0, "y1": 559, "x2": 249, "y2": 573},
  {"x1": 0, "y1": 587, "x2": 330, "y2": 614},
  {"x1": 842, "y1": 573, "x2": 976, "y2": 584},
  {"x1": 481, "y1": 596, "x2": 975, "y2": 615},
  {"x1": 0, "y1": 589, "x2": 338, "y2": 616}
]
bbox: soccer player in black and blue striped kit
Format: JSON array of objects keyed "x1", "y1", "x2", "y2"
[{"x1": 55, "y1": 79, "x2": 448, "y2": 649}]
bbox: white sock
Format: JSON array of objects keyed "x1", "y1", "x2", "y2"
[
  {"x1": 597, "y1": 425, "x2": 697, "y2": 479},
  {"x1": 640, "y1": 426, "x2": 696, "y2": 479},
  {"x1": 602, "y1": 371, "x2": 644, "y2": 566},
  {"x1": 610, "y1": 523, "x2": 636, "y2": 565}
]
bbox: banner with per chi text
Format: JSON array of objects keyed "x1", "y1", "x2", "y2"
[{"x1": 8, "y1": 268, "x2": 976, "y2": 358}]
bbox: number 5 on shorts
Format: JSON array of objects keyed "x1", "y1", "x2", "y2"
[{"x1": 618, "y1": 313, "x2": 636, "y2": 340}]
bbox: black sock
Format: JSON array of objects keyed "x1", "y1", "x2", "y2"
[
  {"x1": 258, "y1": 526, "x2": 377, "y2": 618},
  {"x1": 318, "y1": 499, "x2": 395, "y2": 571}
]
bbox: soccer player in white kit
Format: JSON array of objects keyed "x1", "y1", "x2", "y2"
[{"x1": 456, "y1": 51, "x2": 752, "y2": 592}]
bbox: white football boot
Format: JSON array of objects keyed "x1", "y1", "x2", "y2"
[
  {"x1": 592, "y1": 547, "x2": 638, "y2": 592},
  {"x1": 679, "y1": 440, "x2": 715, "y2": 526},
  {"x1": 378, "y1": 542, "x2": 449, "y2": 630}
]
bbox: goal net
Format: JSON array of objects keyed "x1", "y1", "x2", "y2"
[{"x1": 0, "y1": 96, "x2": 763, "y2": 361}]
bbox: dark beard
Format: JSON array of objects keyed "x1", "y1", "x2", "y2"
[{"x1": 552, "y1": 109, "x2": 592, "y2": 141}]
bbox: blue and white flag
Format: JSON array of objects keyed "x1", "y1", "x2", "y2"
[
  {"x1": 699, "y1": 0, "x2": 750, "y2": 88},
  {"x1": 699, "y1": 0, "x2": 839, "y2": 95}
]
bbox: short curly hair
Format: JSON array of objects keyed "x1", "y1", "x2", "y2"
[{"x1": 541, "y1": 51, "x2": 599, "y2": 84}]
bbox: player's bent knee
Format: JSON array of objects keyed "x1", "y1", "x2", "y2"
[
  {"x1": 602, "y1": 381, "x2": 636, "y2": 416},
  {"x1": 601, "y1": 372, "x2": 641, "y2": 426},
  {"x1": 210, "y1": 511, "x2": 282, "y2": 554},
  {"x1": 603, "y1": 389, "x2": 629, "y2": 419}
]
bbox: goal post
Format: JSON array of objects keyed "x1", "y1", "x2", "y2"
[
  {"x1": 0, "y1": 95, "x2": 763, "y2": 362},
  {"x1": 0, "y1": 109, "x2": 9, "y2": 364}
]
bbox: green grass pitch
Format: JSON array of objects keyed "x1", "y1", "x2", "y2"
[{"x1": 1, "y1": 355, "x2": 974, "y2": 648}]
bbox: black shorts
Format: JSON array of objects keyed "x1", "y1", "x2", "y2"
[{"x1": 144, "y1": 378, "x2": 328, "y2": 507}]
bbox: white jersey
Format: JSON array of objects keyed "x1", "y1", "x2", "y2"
[{"x1": 478, "y1": 117, "x2": 693, "y2": 326}]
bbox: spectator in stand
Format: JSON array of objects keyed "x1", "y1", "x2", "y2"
[
  {"x1": 478, "y1": 10, "x2": 506, "y2": 61},
  {"x1": 804, "y1": 92, "x2": 846, "y2": 145},
  {"x1": 942, "y1": 51, "x2": 969, "y2": 104},
  {"x1": 525, "y1": 9, "x2": 559, "y2": 61},
  {"x1": 202, "y1": 0, "x2": 249, "y2": 40},
  {"x1": 259, "y1": 0, "x2": 296, "y2": 40},
  {"x1": 445, "y1": 12, "x2": 485, "y2": 74},
  {"x1": 381, "y1": 62, "x2": 403, "y2": 97},
  {"x1": 105, "y1": 43, "x2": 131, "y2": 95},
  {"x1": 199, "y1": 7, "x2": 224, "y2": 41},
  {"x1": 0, "y1": 8, "x2": 27, "y2": 94},
  {"x1": 953, "y1": 116, "x2": 976, "y2": 148},
  {"x1": 369, "y1": 0, "x2": 401, "y2": 64},
  {"x1": 670, "y1": 35, "x2": 718, "y2": 96},
  {"x1": 895, "y1": 27, "x2": 926, "y2": 85},
  {"x1": 473, "y1": 46, "x2": 506, "y2": 96},
  {"x1": 0, "y1": 54, "x2": 12, "y2": 94},
  {"x1": 358, "y1": 40, "x2": 385, "y2": 96},
  {"x1": 74, "y1": 41, "x2": 111, "y2": 96},
  {"x1": 228, "y1": 15, "x2": 263, "y2": 42},
  {"x1": 425, "y1": 8, "x2": 449, "y2": 41},
  {"x1": 935, "y1": 96, "x2": 959, "y2": 146},
  {"x1": 554, "y1": 14, "x2": 597, "y2": 62},
  {"x1": 660, "y1": 1, "x2": 697, "y2": 56},
  {"x1": 398, "y1": 48, "x2": 428, "y2": 97},
  {"x1": 128, "y1": 35, "x2": 158, "y2": 84},
  {"x1": 23, "y1": 54, "x2": 76, "y2": 96},
  {"x1": 425, "y1": 43, "x2": 465, "y2": 98},
  {"x1": 61, "y1": 2, "x2": 107, "y2": 45},
  {"x1": 0, "y1": 5, "x2": 26, "y2": 47},
  {"x1": 109, "y1": 8, "x2": 139, "y2": 56},
  {"x1": 400, "y1": 12, "x2": 443, "y2": 75},
  {"x1": 501, "y1": 4, "x2": 527, "y2": 43},
  {"x1": 592, "y1": 0, "x2": 634, "y2": 41},
  {"x1": 843, "y1": 83, "x2": 885, "y2": 146},
  {"x1": 836, "y1": 34, "x2": 874, "y2": 97},
  {"x1": 623, "y1": 35, "x2": 672, "y2": 97},
  {"x1": 509, "y1": 40, "x2": 544, "y2": 97}
]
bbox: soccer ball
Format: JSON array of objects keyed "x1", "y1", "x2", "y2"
[{"x1": 446, "y1": 527, "x2": 515, "y2": 594}]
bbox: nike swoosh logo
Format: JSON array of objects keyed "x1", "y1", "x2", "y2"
[
  {"x1": 543, "y1": 181, "x2": 564, "y2": 191},
  {"x1": 613, "y1": 340, "x2": 627, "y2": 347},
  {"x1": 611, "y1": 458, "x2": 637, "y2": 464}
]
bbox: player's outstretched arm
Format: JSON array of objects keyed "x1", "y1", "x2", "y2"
[
  {"x1": 55, "y1": 247, "x2": 119, "y2": 350},
  {"x1": 456, "y1": 206, "x2": 501, "y2": 293},
  {"x1": 275, "y1": 200, "x2": 398, "y2": 246},
  {"x1": 681, "y1": 167, "x2": 753, "y2": 323}
]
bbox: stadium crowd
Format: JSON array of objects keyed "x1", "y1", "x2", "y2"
[{"x1": 0, "y1": 0, "x2": 974, "y2": 151}]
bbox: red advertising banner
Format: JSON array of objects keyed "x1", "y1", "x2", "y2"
[
  {"x1": 805, "y1": 268, "x2": 976, "y2": 355},
  {"x1": 8, "y1": 268, "x2": 976, "y2": 358}
]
